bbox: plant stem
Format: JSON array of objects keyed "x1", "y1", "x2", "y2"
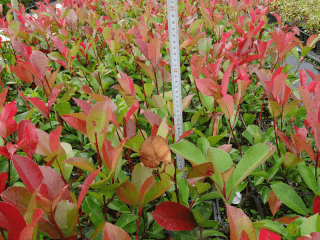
[
  {"x1": 227, "y1": 118, "x2": 242, "y2": 156},
  {"x1": 94, "y1": 133, "x2": 102, "y2": 168},
  {"x1": 136, "y1": 208, "x2": 143, "y2": 240},
  {"x1": 174, "y1": 157, "x2": 180, "y2": 204},
  {"x1": 200, "y1": 227, "x2": 203, "y2": 240},
  {"x1": 103, "y1": 195, "x2": 107, "y2": 221},
  {"x1": 77, "y1": 218, "x2": 84, "y2": 240},
  {"x1": 140, "y1": 72, "x2": 148, "y2": 108},
  {"x1": 273, "y1": 116, "x2": 281, "y2": 157},
  {"x1": 6, "y1": 159, "x2": 10, "y2": 189},
  {"x1": 258, "y1": 93, "x2": 266, "y2": 134}
]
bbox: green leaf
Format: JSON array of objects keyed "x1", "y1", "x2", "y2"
[
  {"x1": 190, "y1": 19, "x2": 204, "y2": 36},
  {"x1": 132, "y1": 163, "x2": 153, "y2": 193},
  {"x1": 301, "y1": 214, "x2": 320, "y2": 236},
  {"x1": 124, "y1": 135, "x2": 144, "y2": 152},
  {"x1": 230, "y1": 143, "x2": 275, "y2": 191},
  {"x1": 191, "y1": 210, "x2": 219, "y2": 228},
  {"x1": 199, "y1": 92, "x2": 214, "y2": 112},
  {"x1": 86, "y1": 101, "x2": 109, "y2": 152},
  {"x1": 282, "y1": 100, "x2": 300, "y2": 119},
  {"x1": 197, "y1": 191, "x2": 222, "y2": 202},
  {"x1": 191, "y1": 106, "x2": 204, "y2": 126},
  {"x1": 145, "y1": 83, "x2": 154, "y2": 98},
  {"x1": 243, "y1": 114, "x2": 256, "y2": 125},
  {"x1": 284, "y1": 152, "x2": 304, "y2": 170},
  {"x1": 207, "y1": 147, "x2": 234, "y2": 173},
  {"x1": 115, "y1": 214, "x2": 138, "y2": 228},
  {"x1": 197, "y1": 138, "x2": 210, "y2": 156},
  {"x1": 178, "y1": 178, "x2": 190, "y2": 206},
  {"x1": 298, "y1": 164, "x2": 317, "y2": 192},
  {"x1": 207, "y1": 130, "x2": 227, "y2": 147},
  {"x1": 142, "y1": 179, "x2": 173, "y2": 206},
  {"x1": 170, "y1": 141, "x2": 207, "y2": 165},
  {"x1": 55, "y1": 200, "x2": 78, "y2": 237},
  {"x1": 55, "y1": 102, "x2": 71, "y2": 115},
  {"x1": 271, "y1": 182, "x2": 309, "y2": 215},
  {"x1": 301, "y1": 46, "x2": 313, "y2": 57}
]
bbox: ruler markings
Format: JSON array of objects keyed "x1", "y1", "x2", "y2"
[{"x1": 166, "y1": 0, "x2": 184, "y2": 170}]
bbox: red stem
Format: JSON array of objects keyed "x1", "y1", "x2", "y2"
[
  {"x1": 227, "y1": 118, "x2": 242, "y2": 156},
  {"x1": 258, "y1": 93, "x2": 266, "y2": 133},
  {"x1": 273, "y1": 116, "x2": 281, "y2": 157},
  {"x1": 77, "y1": 218, "x2": 84, "y2": 240},
  {"x1": 136, "y1": 208, "x2": 143, "y2": 240}
]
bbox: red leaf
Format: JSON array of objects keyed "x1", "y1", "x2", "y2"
[
  {"x1": 275, "y1": 216, "x2": 299, "y2": 224},
  {"x1": 18, "y1": 120, "x2": 39, "y2": 159},
  {"x1": 190, "y1": 54, "x2": 206, "y2": 80},
  {"x1": 0, "y1": 172, "x2": 8, "y2": 194},
  {"x1": 217, "y1": 94, "x2": 234, "y2": 119},
  {"x1": 148, "y1": 38, "x2": 161, "y2": 67},
  {"x1": 296, "y1": 232, "x2": 320, "y2": 240},
  {"x1": 49, "y1": 126, "x2": 62, "y2": 153},
  {"x1": 218, "y1": 144, "x2": 232, "y2": 153},
  {"x1": 103, "y1": 222, "x2": 132, "y2": 240},
  {"x1": 0, "y1": 101, "x2": 17, "y2": 121},
  {"x1": 177, "y1": 130, "x2": 193, "y2": 142},
  {"x1": 313, "y1": 195, "x2": 320, "y2": 215},
  {"x1": 50, "y1": 35, "x2": 67, "y2": 55},
  {"x1": 126, "y1": 100, "x2": 139, "y2": 120},
  {"x1": 14, "y1": 62, "x2": 33, "y2": 84},
  {"x1": 118, "y1": 71, "x2": 136, "y2": 97},
  {"x1": 259, "y1": 228, "x2": 281, "y2": 240},
  {"x1": 30, "y1": 50, "x2": 49, "y2": 78},
  {"x1": 292, "y1": 135, "x2": 315, "y2": 161},
  {"x1": 27, "y1": 97, "x2": 49, "y2": 119},
  {"x1": 134, "y1": 39, "x2": 149, "y2": 59},
  {"x1": 0, "y1": 202, "x2": 26, "y2": 240},
  {"x1": 143, "y1": 111, "x2": 162, "y2": 126},
  {"x1": 240, "y1": 230, "x2": 250, "y2": 240},
  {"x1": 19, "y1": 208, "x2": 44, "y2": 240},
  {"x1": 275, "y1": 130, "x2": 296, "y2": 155},
  {"x1": 73, "y1": 98, "x2": 92, "y2": 116},
  {"x1": 195, "y1": 78, "x2": 219, "y2": 97},
  {"x1": 268, "y1": 190, "x2": 282, "y2": 217},
  {"x1": 102, "y1": 140, "x2": 116, "y2": 170},
  {"x1": 125, "y1": 118, "x2": 136, "y2": 139},
  {"x1": 0, "y1": 146, "x2": 10, "y2": 159},
  {"x1": 152, "y1": 201, "x2": 198, "y2": 231},
  {"x1": 221, "y1": 63, "x2": 234, "y2": 96},
  {"x1": 77, "y1": 168, "x2": 101, "y2": 209},
  {"x1": 272, "y1": 13, "x2": 282, "y2": 30},
  {"x1": 39, "y1": 166, "x2": 71, "y2": 201},
  {"x1": 151, "y1": 125, "x2": 158, "y2": 137},
  {"x1": 47, "y1": 86, "x2": 61, "y2": 111},
  {"x1": 62, "y1": 115, "x2": 87, "y2": 135},
  {"x1": 0, "y1": 88, "x2": 8, "y2": 107},
  {"x1": 11, "y1": 155, "x2": 44, "y2": 194},
  {"x1": 226, "y1": 203, "x2": 256, "y2": 240}
]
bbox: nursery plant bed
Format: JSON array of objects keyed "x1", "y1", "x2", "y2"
[{"x1": 267, "y1": 13, "x2": 320, "y2": 56}]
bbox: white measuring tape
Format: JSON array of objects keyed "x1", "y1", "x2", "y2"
[{"x1": 166, "y1": 0, "x2": 184, "y2": 170}]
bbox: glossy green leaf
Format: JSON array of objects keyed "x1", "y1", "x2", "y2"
[
  {"x1": 284, "y1": 152, "x2": 304, "y2": 170},
  {"x1": 271, "y1": 182, "x2": 308, "y2": 215},
  {"x1": 170, "y1": 141, "x2": 207, "y2": 165},
  {"x1": 55, "y1": 200, "x2": 79, "y2": 237},
  {"x1": 231, "y1": 143, "x2": 274, "y2": 189},
  {"x1": 207, "y1": 147, "x2": 234, "y2": 173},
  {"x1": 86, "y1": 101, "x2": 109, "y2": 152},
  {"x1": 301, "y1": 214, "x2": 320, "y2": 236},
  {"x1": 298, "y1": 164, "x2": 317, "y2": 192}
]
